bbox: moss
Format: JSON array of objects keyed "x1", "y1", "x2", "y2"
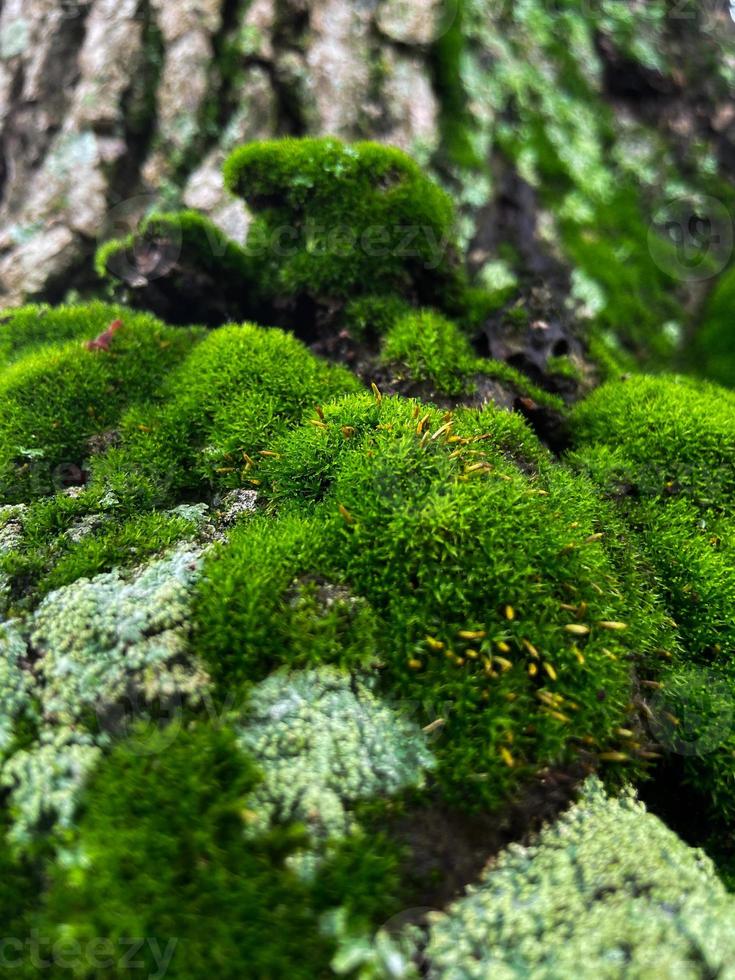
[
  {"x1": 343, "y1": 294, "x2": 413, "y2": 341},
  {"x1": 95, "y1": 210, "x2": 253, "y2": 286},
  {"x1": 379, "y1": 308, "x2": 567, "y2": 409},
  {"x1": 88, "y1": 322, "x2": 359, "y2": 510},
  {"x1": 0, "y1": 307, "x2": 202, "y2": 504},
  {"x1": 36, "y1": 508, "x2": 204, "y2": 595},
  {"x1": 419, "y1": 777, "x2": 735, "y2": 977},
  {"x1": 0, "y1": 302, "x2": 138, "y2": 367},
  {"x1": 223, "y1": 137, "x2": 465, "y2": 310},
  {"x1": 570, "y1": 375, "x2": 735, "y2": 822},
  {"x1": 570, "y1": 375, "x2": 735, "y2": 512},
  {"x1": 381, "y1": 309, "x2": 477, "y2": 396},
  {"x1": 195, "y1": 393, "x2": 670, "y2": 810},
  {"x1": 96, "y1": 211, "x2": 260, "y2": 326},
  {"x1": 39, "y1": 724, "x2": 335, "y2": 979},
  {"x1": 193, "y1": 512, "x2": 377, "y2": 687},
  {"x1": 689, "y1": 262, "x2": 735, "y2": 387}
]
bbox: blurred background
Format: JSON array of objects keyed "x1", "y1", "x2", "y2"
[{"x1": 2, "y1": 0, "x2": 735, "y2": 379}]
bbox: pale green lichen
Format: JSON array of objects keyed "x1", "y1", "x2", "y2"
[
  {"x1": 0, "y1": 544, "x2": 212, "y2": 846},
  {"x1": 0, "y1": 503, "x2": 25, "y2": 554},
  {"x1": 238, "y1": 667, "x2": 434, "y2": 847},
  {"x1": 419, "y1": 777, "x2": 735, "y2": 978},
  {"x1": 1, "y1": 730, "x2": 102, "y2": 847},
  {"x1": 32, "y1": 544, "x2": 209, "y2": 725},
  {"x1": 0, "y1": 620, "x2": 34, "y2": 756}
]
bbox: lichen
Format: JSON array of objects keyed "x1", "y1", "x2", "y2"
[
  {"x1": 32, "y1": 543, "x2": 208, "y2": 725},
  {"x1": 418, "y1": 777, "x2": 735, "y2": 978},
  {"x1": 237, "y1": 667, "x2": 433, "y2": 849}
]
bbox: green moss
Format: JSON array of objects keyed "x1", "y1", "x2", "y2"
[
  {"x1": 570, "y1": 375, "x2": 735, "y2": 514},
  {"x1": 39, "y1": 724, "x2": 335, "y2": 979},
  {"x1": 381, "y1": 309, "x2": 476, "y2": 396},
  {"x1": 223, "y1": 137, "x2": 464, "y2": 310},
  {"x1": 193, "y1": 512, "x2": 378, "y2": 687},
  {"x1": 0, "y1": 302, "x2": 138, "y2": 367},
  {"x1": 689, "y1": 262, "x2": 735, "y2": 387},
  {"x1": 196, "y1": 393, "x2": 669, "y2": 809},
  {"x1": 343, "y1": 294, "x2": 413, "y2": 341},
  {"x1": 0, "y1": 308, "x2": 202, "y2": 504},
  {"x1": 37, "y1": 509, "x2": 203, "y2": 595},
  {"x1": 88, "y1": 322, "x2": 360, "y2": 510},
  {"x1": 570, "y1": 375, "x2": 735, "y2": 821},
  {"x1": 96, "y1": 211, "x2": 261, "y2": 326},
  {"x1": 95, "y1": 210, "x2": 254, "y2": 286},
  {"x1": 379, "y1": 308, "x2": 567, "y2": 408}
]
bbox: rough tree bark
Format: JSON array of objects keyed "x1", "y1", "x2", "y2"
[{"x1": 1, "y1": 0, "x2": 734, "y2": 327}]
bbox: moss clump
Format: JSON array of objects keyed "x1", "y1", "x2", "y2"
[
  {"x1": 223, "y1": 137, "x2": 463, "y2": 310},
  {"x1": 39, "y1": 724, "x2": 335, "y2": 979},
  {"x1": 420, "y1": 777, "x2": 735, "y2": 977},
  {"x1": 570, "y1": 375, "x2": 735, "y2": 823},
  {"x1": 195, "y1": 393, "x2": 670, "y2": 809},
  {"x1": 88, "y1": 322, "x2": 359, "y2": 510},
  {"x1": 689, "y1": 263, "x2": 735, "y2": 387},
  {"x1": 381, "y1": 309, "x2": 477, "y2": 396},
  {"x1": 381, "y1": 309, "x2": 568, "y2": 408},
  {"x1": 0, "y1": 302, "x2": 136, "y2": 367},
  {"x1": 0, "y1": 504, "x2": 206, "y2": 613},
  {"x1": 0, "y1": 307, "x2": 202, "y2": 504}
]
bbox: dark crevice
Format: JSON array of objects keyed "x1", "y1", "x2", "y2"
[{"x1": 384, "y1": 764, "x2": 587, "y2": 925}]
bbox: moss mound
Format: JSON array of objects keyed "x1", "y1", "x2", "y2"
[{"x1": 570, "y1": 375, "x2": 735, "y2": 824}]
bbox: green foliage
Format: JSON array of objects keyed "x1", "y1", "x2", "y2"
[
  {"x1": 40, "y1": 724, "x2": 335, "y2": 979},
  {"x1": 196, "y1": 393, "x2": 670, "y2": 809},
  {"x1": 223, "y1": 137, "x2": 463, "y2": 309},
  {"x1": 420, "y1": 777, "x2": 735, "y2": 978},
  {"x1": 193, "y1": 512, "x2": 376, "y2": 686},
  {"x1": 37, "y1": 508, "x2": 203, "y2": 595},
  {"x1": 0, "y1": 307, "x2": 201, "y2": 504},
  {"x1": 570, "y1": 375, "x2": 735, "y2": 511},
  {"x1": 0, "y1": 302, "x2": 134, "y2": 367},
  {"x1": 95, "y1": 210, "x2": 253, "y2": 285},
  {"x1": 95, "y1": 211, "x2": 260, "y2": 325}
]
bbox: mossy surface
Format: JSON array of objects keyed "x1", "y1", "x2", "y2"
[
  {"x1": 3, "y1": 132, "x2": 735, "y2": 976},
  {"x1": 195, "y1": 392, "x2": 671, "y2": 809},
  {"x1": 0, "y1": 308, "x2": 202, "y2": 504},
  {"x1": 570, "y1": 375, "x2": 735, "y2": 824}
]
